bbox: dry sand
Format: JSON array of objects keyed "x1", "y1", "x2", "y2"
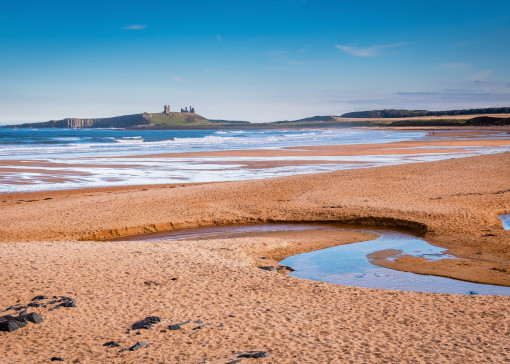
[{"x1": 1, "y1": 139, "x2": 510, "y2": 362}]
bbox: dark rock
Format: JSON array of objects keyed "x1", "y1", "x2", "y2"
[
  {"x1": 132, "y1": 321, "x2": 152, "y2": 330},
  {"x1": 193, "y1": 320, "x2": 203, "y2": 324},
  {"x1": 132, "y1": 316, "x2": 161, "y2": 330},
  {"x1": 277, "y1": 265, "x2": 295, "y2": 272},
  {"x1": 129, "y1": 341, "x2": 149, "y2": 351},
  {"x1": 192, "y1": 323, "x2": 212, "y2": 330},
  {"x1": 32, "y1": 295, "x2": 48, "y2": 301},
  {"x1": 171, "y1": 277, "x2": 178, "y2": 281},
  {"x1": 0, "y1": 318, "x2": 28, "y2": 332},
  {"x1": 238, "y1": 351, "x2": 269, "y2": 359},
  {"x1": 22, "y1": 312, "x2": 43, "y2": 324},
  {"x1": 103, "y1": 341, "x2": 120, "y2": 348},
  {"x1": 179, "y1": 320, "x2": 191, "y2": 325},
  {"x1": 49, "y1": 305, "x2": 62, "y2": 311},
  {"x1": 28, "y1": 302, "x2": 41, "y2": 308},
  {"x1": 227, "y1": 360, "x2": 243, "y2": 364},
  {"x1": 60, "y1": 299, "x2": 77, "y2": 308},
  {"x1": 227, "y1": 315, "x2": 236, "y2": 318},
  {"x1": 50, "y1": 357, "x2": 65, "y2": 361},
  {"x1": 118, "y1": 348, "x2": 127, "y2": 353},
  {"x1": 169, "y1": 324, "x2": 182, "y2": 330},
  {"x1": 259, "y1": 266, "x2": 277, "y2": 272}
]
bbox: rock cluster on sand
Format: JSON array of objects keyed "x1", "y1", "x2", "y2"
[{"x1": 0, "y1": 295, "x2": 76, "y2": 333}]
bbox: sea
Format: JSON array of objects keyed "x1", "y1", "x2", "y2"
[{"x1": 1, "y1": 127, "x2": 509, "y2": 192}]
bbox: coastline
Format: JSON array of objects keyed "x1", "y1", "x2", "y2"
[
  {"x1": 1, "y1": 137, "x2": 510, "y2": 362},
  {"x1": 1, "y1": 150, "x2": 509, "y2": 284},
  {"x1": 2, "y1": 128, "x2": 510, "y2": 192}
]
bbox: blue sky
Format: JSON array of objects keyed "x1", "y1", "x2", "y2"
[{"x1": 1, "y1": 0, "x2": 509, "y2": 123}]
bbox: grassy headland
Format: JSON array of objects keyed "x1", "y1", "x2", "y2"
[{"x1": 5, "y1": 108, "x2": 510, "y2": 129}]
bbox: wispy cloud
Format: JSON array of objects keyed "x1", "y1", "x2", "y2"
[
  {"x1": 344, "y1": 88, "x2": 510, "y2": 108},
  {"x1": 334, "y1": 43, "x2": 406, "y2": 57},
  {"x1": 122, "y1": 24, "x2": 147, "y2": 30},
  {"x1": 467, "y1": 69, "x2": 492, "y2": 81},
  {"x1": 171, "y1": 76, "x2": 195, "y2": 83}
]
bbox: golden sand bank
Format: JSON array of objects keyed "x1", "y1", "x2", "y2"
[{"x1": 1, "y1": 143, "x2": 510, "y2": 362}]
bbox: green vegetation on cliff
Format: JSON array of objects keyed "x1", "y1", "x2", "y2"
[
  {"x1": 143, "y1": 112, "x2": 211, "y2": 126},
  {"x1": 341, "y1": 107, "x2": 510, "y2": 118}
]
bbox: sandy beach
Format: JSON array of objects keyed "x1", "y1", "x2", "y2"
[{"x1": 1, "y1": 134, "x2": 510, "y2": 363}]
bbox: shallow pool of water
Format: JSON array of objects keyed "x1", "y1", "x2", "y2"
[
  {"x1": 499, "y1": 214, "x2": 510, "y2": 230},
  {"x1": 120, "y1": 223, "x2": 510, "y2": 295},
  {"x1": 280, "y1": 229, "x2": 510, "y2": 296}
]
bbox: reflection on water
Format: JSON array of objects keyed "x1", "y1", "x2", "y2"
[
  {"x1": 120, "y1": 223, "x2": 510, "y2": 296},
  {"x1": 499, "y1": 214, "x2": 510, "y2": 230}
]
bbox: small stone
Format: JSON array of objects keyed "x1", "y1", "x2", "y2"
[
  {"x1": 28, "y1": 302, "x2": 41, "y2": 308},
  {"x1": 32, "y1": 296, "x2": 48, "y2": 301},
  {"x1": 227, "y1": 360, "x2": 243, "y2": 364},
  {"x1": 193, "y1": 323, "x2": 212, "y2": 330},
  {"x1": 60, "y1": 299, "x2": 77, "y2": 308},
  {"x1": 259, "y1": 266, "x2": 277, "y2": 272},
  {"x1": 50, "y1": 357, "x2": 65, "y2": 361},
  {"x1": 169, "y1": 324, "x2": 182, "y2": 330},
  {"x1": 129, "y1": 341, "x2": 149, "y2": 351},
  {"x1": 103, "y1": 341, "x2": 120, "y2": 348},
  {"x1": 238, "y1": 351, "x2": 269, "y2": 359},
  {"x1": 49, "y1": 305, "x2": 62, "y2": 311}
]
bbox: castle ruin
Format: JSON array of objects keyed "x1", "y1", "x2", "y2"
[
  {"x1": 164, "y1": 105, "x2": 195, "y2": 115},
  {"x1": 180, "y1": 106, "x2": 195, "y2": 113}
]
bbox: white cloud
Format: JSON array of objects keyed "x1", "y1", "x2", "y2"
[
  {"x1": 334, "y1": 43, "x2": 406, "y2": 57},
  {"x1": 122, "y1": 25, "x2": 147, "y2": 30}
]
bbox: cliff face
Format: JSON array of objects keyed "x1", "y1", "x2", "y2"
[{"x1": 10, "y1": 114, "x2": 150, "y2": 128}]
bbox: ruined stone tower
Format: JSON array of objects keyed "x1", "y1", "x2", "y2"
[{"x1": 164, "y1": 105, "x2": 171, "y2": 115}]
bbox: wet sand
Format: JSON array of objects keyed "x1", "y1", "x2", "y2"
[
  {"x1": 2, "y1": 130, "x2": 510, "y2": 188},
  {"x1": 1, "y1": 138, "x2": 510, "y2": 362}
]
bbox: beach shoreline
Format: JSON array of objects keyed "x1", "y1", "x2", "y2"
[{"x1": 1, "y1": 135, "x2": 510, "y2": 363}]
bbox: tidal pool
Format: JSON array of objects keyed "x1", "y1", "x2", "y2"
[
  {"x1": 121, "y1": 223, "x2": 510, "y2": 295},
  {"x1": 499, "y1": 214, "x2": 510, "y2": 230}
]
